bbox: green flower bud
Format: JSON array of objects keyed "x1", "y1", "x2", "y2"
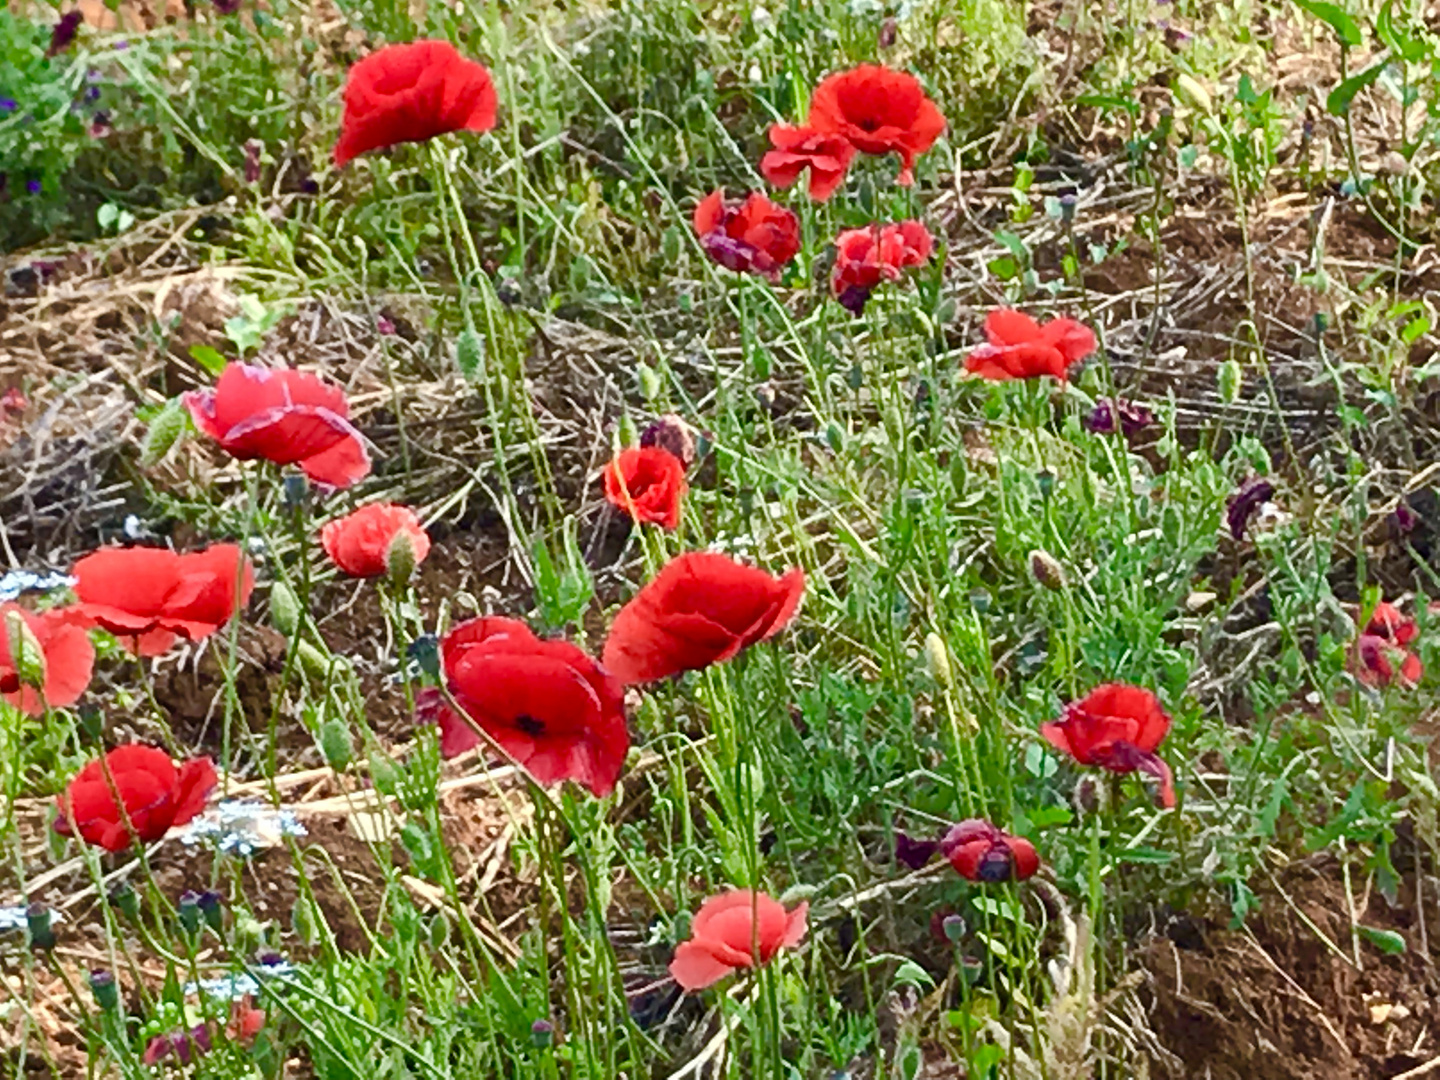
[
  {"x1": 385, "y1": 530, "x2": 418, "y2": 588},
  {"x1": 139, "y1": 398, "x2": 188, "y2": 467},
  {"x1": 924, "y1": 632, "x2": 953, "y2": 689},
  {"x1": 5, "y1": 609, "x2": 46, "y2": 692},
  {"x1": 1217, "y1": 358, "x2": 1243, "y2": 403},
  {"x1": 455, "y1": 329, "x2": 484, "y2": 383},
  {"x1": 269, "y1": 580, "x2": 302, "y2": 638},
  {"x1": 318, "y1": 716, "x2": 352, "y2": 771}
]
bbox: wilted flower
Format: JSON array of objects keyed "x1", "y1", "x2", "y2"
[
  {"x1": 143, "y1": 1024, "x2": 212, "y2": 1067},
  {"x1": 1226, "y1": 476, "x2": 1274, "y2": 540},
  {"x1": 1354, "y1": 600, "x2": 1423, "y2": 688},
  {"x1": 940, "y1": 820, "x2": 1040, "y2": 883},
  {"x1": 1085, "y1": 398, "x2": 1154, "y2": 438},
  {"x1": 243, "y1": 139, "x2": 262, "y2": 183},
  {"x1": 1042, "y1": 683, "x2": 1176, "y2": 808},
  {"x1": 893, "y1": 829, "x2": 940, "y2": 870},
  {"x1": 46, "y1": 10, "x2": 83, "y2": 58},
  {"x1": 639, "y1": 414, "x2": 696, "y2": 468},
  {"x1": 692, "y1": 190, "x2": 800, "y2": 280},
  {"x1": 1029, "y1": 549, "x2": 1066, "y2": 591}
]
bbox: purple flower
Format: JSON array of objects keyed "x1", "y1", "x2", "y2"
[
  {"x1": 84, "y1": 85, "x2": 101, "y2": 101},
  {"x1": 0, "y1": 99, "x2": 17, "y2": 114},
  {"x1": 376, "y1": 315, "x2": 396, "y2": 336},
  {"x1": 25, "y1": 180, "x2": 41, "y2": 195},
  {"x1": 142, "y1": 1024, "x2": 212, "y2": 1066},
  {"x1": 836, "y1": 284, "x2": 871, "y2": 316},
  {"x1": 1085, "y1": 398, "x2": 1155, "y2": 438},
  {"x1": 213, "y1": 0, "x2": 243, "y2": 14},
  {"x1": 1226, "y1": 476, "x2": 1274, "y2": 540},
  {"x1": 46, "y1": 10, "x2": 83, "y2": 58},
  {"x1": 893, "y1": 829, "x2": 940, "y2": 870}
]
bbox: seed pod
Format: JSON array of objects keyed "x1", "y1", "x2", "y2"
[
  {"x1": 89, "y1": 970, "x2": 119, "y2": 1011},
  {"x1": 318, "y1": 715, "x2": 352, "y2": 771},
  {"x1": 1217, "y1": 358, "x2": 1243, "y2": 403}
]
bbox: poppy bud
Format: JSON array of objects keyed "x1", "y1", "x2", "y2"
[
  {"x1": 1216, "y1": 357, "x2": 1243, "y2": 403},
  {"x1": 494, "y1": 276, "x2": 522, "y2": 307},
  {"x1": 90, "y1": 969, "x2": 119, "y2": 1011},
  {"x1": 269, "y1": 580, "x2": 301, "y2": 637},
  {"x1": 178, "y1": 891, "x2": 202, "y2": 935},
  {"x1": 319, "y1": 715, "x2": 352, "y2": 771},
  {"x1": 923, "y1": 632, "x2": 952, "y2": 688},
  {"x1": 638, "y1": 414, "x2": 696, "y2": 468},
  {"x1": 5, "y1": 609, "x2": 46, "y2": 691},
  {"x1": 26, "y1": 903, "x2": 55, "y2": 950},
  {"x1": 295, "y1": 639, "x2": 333, "y2": 680},
  {"x1": 385, "y1": 529, "x2": 420, "y2": 587},
  {"x1": 941, "y1": 913, "x2": 967, "y2": 943},
  {"x1": 531, "y1": 1019, "x2": 555, "y2": 1048},
  {"x1": 108, "y1": 881, "x2": 140, "y2": 920},
  {"x1": 455, "y1": 328, "x2": 484, "y2": 383},
  {"x1": 1029, "y1": 549, "x2": 1067, "y2": 591},
  {"x1": 878, "y1": 16, "x2": 897, "y2": 47},
  {"x1": 636, "y1": 361, "x2": 662, "y2": 403}
]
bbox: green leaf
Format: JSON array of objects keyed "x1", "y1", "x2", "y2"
[
  {"x1": 1327, "y1": 59, "x2": 1389, "y2": 116},
  {"x1": 1294, "y1": 0, "x2": 1363, "y2": 46},
  {"x1": 1377, "y1": 0, "x2": 1426, "y2": 62},
  {"x1": 1358, "y1": 925, "x2": 1406, "y2": 954},
  {"x1": 987, "y1": 256, "x2": 1018, "y2": 281},
  {"x1": 139, "y1": 397, "x2": 190, "y2": 467},
  {"x1": 892, "y1": 960, "x2": 935, "y2": 989},
  {"x1": 188, "y1": 344, "x2": 228, "y2": 376}
]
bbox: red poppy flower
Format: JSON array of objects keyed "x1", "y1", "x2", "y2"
[
  {"x1": 603, "y1": 446, "x2": 687, "y2": 530},
  {"x1": 333, "y1": 40, "x2": 499, "y2": 168},
  {"x1": 320, "y1": 503, "x2": 431, "y2": 579},
  {"x1": 601, "y1": 552, "x2": 805, "y2": 685},
  {"x1": 71, "y1": 545, "x2": 255, "y2": 657},
  {"x1": 0, "y1": 604, "x2": 93, "y2": 716},
  {"x1": 830, "y1": 221, "x2": 933, "y2": 315},
  {"x1": 424, "y1": 617, "x2": 629, "y2": 797},
  {"x1": 54, "y1": 745, "x2": 217, "y2": 852},
  {"x1": 1355, "y1": 600, "x2": 1423, "y2": 687},
  {"x1": 940, "y1": 819, "x2": 1040, "y2": 883},
  {"x1": 1041, "y1": 683, "x2": 1176, "y2": 808},
  {"x1": 964, "y1": 309, "x2": 1097, "y2": 381},
  {"x1": 807, "y1": 64, "x2": 945, "y2": 185},
  {"x1": 669, "y1": 889, "x2": 808, "y2": 991},
  {"x1": 693, "y1": 190, "x2": 801, "y2": 281},
  {"x1": 759, "y1": 124, "x2": 856, "y2": 202},
  {"x1": 184, "y1": 363, "x2": 371, "y2": 489}
]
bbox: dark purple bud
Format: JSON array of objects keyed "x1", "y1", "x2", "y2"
[
  {"x1": 213, "y1": 0, "x2": 243, "y2": 12},
  {"x1": 893, "y1": 829, "x2": 940, "y2": 870},
  {"x1": 243, "y1": 139, "x2": 262, "y2": 184},
  {"x1": 530, "y1": 1019, "x2": 555, "y2": 1048},
  {"x1": 0, "y1": 99, "x2": 18, "y2": 113},
  {"x1": 300, "y1": 176, "x2": 320, "y2": 196},
  {"x1": 26, "y1": 180, "x2": 42, "y2": 196},
  {"x1": 639, "y1": 414, "x2": 696, "y2": 468},
  {"x1": 1226, "y1": 476, "x2": 1275, "y2": 540},
  {"x1": 376, "y1": 315, "x2": 396, "y2": 336},
  {"x1": 878, "y1": 17, "x2": 897, "y2": 47},
  {"x1": 46, "y1": 10, "x2": 83, "y2": 58}
]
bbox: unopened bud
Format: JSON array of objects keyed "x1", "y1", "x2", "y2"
[
  {"x1": 282, "y1": 473, "x2": 309, "y2": 510},
  {"x1": 407, "y1": 634, "x2": 441, "y2": 680},
  {"x1": 878, "y1": 16, "x2": 897, "y2": 47},
  {"x1": 1217, "y1": 358, "x2": 1243, "y2": 403},
  {"x1": 923, "y1": 632, "x2": 952, "y2": 689},
  {"x1": 140, "y1": 397, "x2": 188, "y2": 467},
  {"x1": 295, "y1": 639, "x2": 333, "y2": 680},
  {"x1": 531, "y1": 1019, "x2": 555, "y2": 1049},
  {"x1": 319, "y1": 715, "x2": 353, "y2": 771},
  {"x1": 636, "y1": 361, "x2": 662, "y2": 402},
  {"x1": 5, "y1": 609, "x2": 46, "y2": 692},
  {"x1": 1072, "y1": 774, "x2": 1106, "y2": 816},
  {"x1": 1029, "y1": 549, "x2": 1067, "y2": 591},
  {"x1": 386, "y1": 530, "x2": 419, "y2": 588},
  {"x1": 269, "y1": 580, "x2": 301, "y2": 637}
]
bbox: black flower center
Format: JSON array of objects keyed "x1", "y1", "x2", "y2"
[
  {"x1": 514, "y1": 714, "x2": 545, "y2": 737},
  {"x1": 976, "y1": 846, "x2": 1015, "y2": 882}
]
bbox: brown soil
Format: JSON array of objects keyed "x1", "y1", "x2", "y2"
[{"x1": 1141, "y1": 860, "x2": 1440, "y2": 1080}]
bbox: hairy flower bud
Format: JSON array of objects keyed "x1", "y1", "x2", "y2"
[{"x1": 5, "y1": 609, "x2": 46, "y2": 691}]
